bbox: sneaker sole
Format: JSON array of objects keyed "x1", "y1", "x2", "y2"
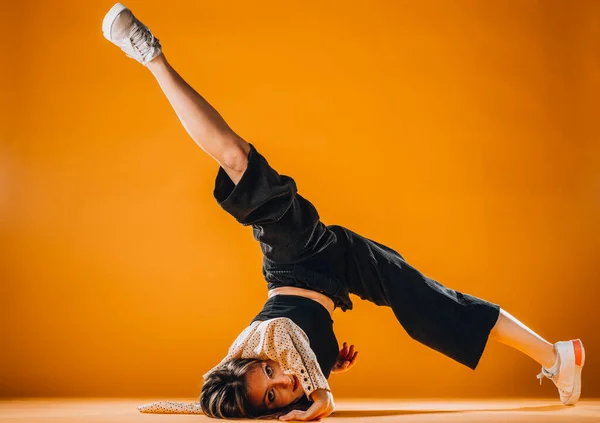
[
  {"x1": 564, "y1": 339, "x2": 585, "y2": 405},
  {"x1": 102, "y1": 3, "x2": 128, "y2": 41}
]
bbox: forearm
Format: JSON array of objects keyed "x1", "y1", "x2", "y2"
[{"x1": 147, "y1": 54, "x2": 249, "y2": 172}]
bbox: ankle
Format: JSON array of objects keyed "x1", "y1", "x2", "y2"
[
  {"x1": 542, "y1": 346, "x2": 559, "y2": 371},
  {"x1": 146, "y1": 52, "x2": 167, "y2": 73}
]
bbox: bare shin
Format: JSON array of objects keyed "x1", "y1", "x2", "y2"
[
  {"x1": 146, "y1": 54, "x2": 250, "y2": 184},
  {"x1": 489, "y1": 308, "x2": 557, "y2": 368}
]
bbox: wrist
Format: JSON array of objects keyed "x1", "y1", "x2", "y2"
[{"x1": 309, "y1": 388, "x2": 332, "y2": 402}]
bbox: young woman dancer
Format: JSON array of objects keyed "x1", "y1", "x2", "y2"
[{"x1": 102, "y1": 4, "x2": 585, "y2": 420}]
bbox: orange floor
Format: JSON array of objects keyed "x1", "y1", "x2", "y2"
[{"x1": 1, "y1": 398, "x2": 599, "y2": 422}]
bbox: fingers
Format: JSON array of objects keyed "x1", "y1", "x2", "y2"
[
  {"x1": 339, "y1": 342, "x2": 348, "y2": 357},
  {"x1": 279, "y1": 401, "x2": 319, "y2": 421},
  {"x1": 341, "y1": 344, "x2": 357, "y2": 362},
  {"x1": 341, "y1": 351, "x2": 358, "y2": 371},
  {"x1": 347, "y1": 344, "x2": 355, "y2": 359},
  {"x1": 280, "y1": 390, "x2": 334, "y2": 421},
  {"x1": 340, "y1": 343, "x2": 354, "y2": 359},
  {"x1": 350, "y1": 350, "x2": 358, "y2": 365},
  {"x1": 336, "y1": 343, "x2": 358, "y2": 373},
  {"x1": 279, "y1": 407, "x2": 331, "y2": 421},
  {"x1": 279, "y1": 410, "x2": 306, "y2": 421}
]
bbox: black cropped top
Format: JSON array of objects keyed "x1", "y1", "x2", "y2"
[{"x1": 251, "y1": 294, "x2": 339, "y2": 379}]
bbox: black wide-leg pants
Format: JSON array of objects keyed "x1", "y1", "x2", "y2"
[{"x1": 214, "y1": 144, "x2": 500, "y2": 370}]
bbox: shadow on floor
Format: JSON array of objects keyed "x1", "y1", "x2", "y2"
[{"x1": 331, "y1": 404, "x2": 565, "y2": 418}]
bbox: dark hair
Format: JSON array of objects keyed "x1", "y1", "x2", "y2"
[{"x1": 199, "y1": 358, "x2": 311, "y2": 419}]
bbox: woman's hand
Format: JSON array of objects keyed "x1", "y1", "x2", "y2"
[
  {"x1": 278, "y1": 389, "x2": 335, "y2": 421},
  {"x1": 330, "y1": 342, "x2": 358, "y2": 374}
]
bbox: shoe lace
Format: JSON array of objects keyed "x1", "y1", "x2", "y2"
[
  {"x1": 128, "y1": 21, "x2": 155, "y2": 56},
  {"x1": 536, "y1": 367, "x2": 558, "y2": 386}
]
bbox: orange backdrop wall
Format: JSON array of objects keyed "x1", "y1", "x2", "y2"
[{"x1": 1, "y1": 0, "x2": 599, "y2": 399}]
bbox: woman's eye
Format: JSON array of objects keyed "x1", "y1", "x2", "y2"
[
  {"x1": 268, "y1": 390, "x2": 275, "y2": 402},
  {"x1": 266, "y1": 366, "x2": 272, "y2": 377}
]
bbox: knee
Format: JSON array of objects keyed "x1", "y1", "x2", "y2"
[{"x1": 222, "y1": 143, "x2": 249, "y2": 173}]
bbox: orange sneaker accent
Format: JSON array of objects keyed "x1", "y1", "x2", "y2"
[{"x1": 572, "y1": 339, "x2": 583, "y2": 367}]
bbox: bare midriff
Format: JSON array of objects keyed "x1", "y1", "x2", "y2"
[{"x1": 268, "y1": 286, "x2": 335, "y2": 316}]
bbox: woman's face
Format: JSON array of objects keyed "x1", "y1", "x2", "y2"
[{"x1": 245, "y1": 359, "x2": 305, "y2": 412}]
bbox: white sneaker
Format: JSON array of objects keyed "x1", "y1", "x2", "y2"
[
  {"x1": 102, "y1": 3, "x2": 162, "y2": 65},
  {"x1": 537, "y1": 339, "x2": 585, "y2": 405}
]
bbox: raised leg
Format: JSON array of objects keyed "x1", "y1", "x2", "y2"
[
  {"x1": 146, "y1": 54, "x2": 250, "y2": 184},
  {"x1": 102, "y1": 3, "x2": 250, "y2": 183}
]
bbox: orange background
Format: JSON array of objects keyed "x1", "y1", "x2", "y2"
[{"x1": 1, "y1": 0, "x2": 599, "y2": 400}]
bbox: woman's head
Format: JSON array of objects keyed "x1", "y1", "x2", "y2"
[
  {"x1": 244, "y1": 359, "x2": 306, "y2": 412},
  {"x1": 200, "y1": 358, "x2": 307, "y2": 419}
]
